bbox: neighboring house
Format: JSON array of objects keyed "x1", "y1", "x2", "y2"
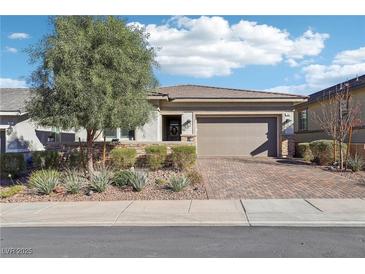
[
  {"x1": 1, "y1": 85, "x2": 307, "y2": 157},
  {"x1": 0, "y1": 88, "x2": 75, "y2": 153},
  {"x1": 294, "y1": 74, "x2": 365, "y2": 157}
]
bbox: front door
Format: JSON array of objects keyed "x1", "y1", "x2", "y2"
[{"x1": 164, "y1": 116, "x2": 181, "y2": 141}]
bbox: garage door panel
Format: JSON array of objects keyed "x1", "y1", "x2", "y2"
[{"x1": 197, "y1": 117, "x2": 277, "y2": 157}]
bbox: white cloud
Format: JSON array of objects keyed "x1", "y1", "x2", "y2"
[
  {"x1": 288, "y1": 30, "x2": 329, "y2": 59},
  {"x1": 333, "y1": 46, "x2": 365, "y2": 65},
  {"x1": 266, "y1": 46, "x2": 365, "y2": 95},
  {"x1": 265, "y1": 84, "x2": 308, "y2": 94},
  {"x1": 0, "y1": 78, "x2": 27, "y2": 88},
  {"x1": 129, "y1": 16, "x2": 329, "y2": 78},
  {"x1": 5, "y1": 46, "x2": 17, "y2": 53},
  {"x1": 8, "y1": 32, "x2": 30, "y2": 40}
]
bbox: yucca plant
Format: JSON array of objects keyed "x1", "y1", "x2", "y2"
[
  {"x1": 90, "y1": 167, "x2": 113, "y2": 193},
  {"x1": 169, "y1": 175, "x2": 190, "y2": 192},
  {"x1": 347, "y1": 154, "x2": 365, "y2": 172},
  {"x1": 129, "y1": 170, "x2": 148, "y2": 192},
  {"x1": 29, "y1": 169, "x2": 60, "y2": 195},
  {"x1": 62, "y1": 169, "x2": 85, "y2": 194}
]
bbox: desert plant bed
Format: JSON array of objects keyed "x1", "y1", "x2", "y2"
[{"x1": 0, "y1": 168, "x2": 207, "y2": 203}]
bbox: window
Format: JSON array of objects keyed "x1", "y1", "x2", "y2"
[
  {"x1": 103, "y1": 128, "x2": 118, "y2": 138},
  {"x1": 298, "y1": 109, "x2": 308, "y2": 131},
  {"x1": 103, "y1": 128, "x2": 135, "y2": 140},
  {"x1": 120, "y1": 129, "x2": 130, "y2": 139}
]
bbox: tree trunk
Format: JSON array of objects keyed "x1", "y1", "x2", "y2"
[
  {"x1": 345, "y1": 126, "x2": 353, "y2": 170},
  {"x1": 333, "y1": 139, "x2": 337, "y2": 163},
  {"x1": 102, "y1": 135, "x2": 106, "y2": 168},
  {"x1": 339, "y1": 140, "x2": 344, "y2": 170},
  {"x1": 86, "y1": 129, "x2": 95, "y2": 175}
]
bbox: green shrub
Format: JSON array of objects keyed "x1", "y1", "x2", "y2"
[
  {"x1": 169, "y1": 175, "x2": 190, "y2": 192},
  {"x1": 129, "y1": 170, "x2": 148, "y2": 192},
  {"x1": 32, "y1": 151, "x2": 61, "y2": 169},
  {"x1": 29, "y1": 169, "x2": 60, "y2": 195},
  {"x1": 113, "y1": 170, "x2": 134, "y2": 187},
  {"x1": 66, "y1": 149, "x2": 86, "y2": 169},
  {"x1": 155, "y1": 178, "x2": 167, "y2": 185},
  {"x1": 62, "y1": 169, "x2": 85, "y2": 194},
  {"x1": 0, "y1": 153, "x2": 25, "y2": 178},
  {"x1": 171, "y1": 145, "x2": 196, "y2": 170},
  {"x1": 347, "y1": 154, "x2": 365, "y2": 172},
  {"x1": 309, "y1": 140, "x2": 347, "y2": 165},
  {"x1": 185, "y1": 169, "x2": 203, "y2": 186},
  {"x1": 90, "y1": 167, "x2": 113, "y2": 193},
  {"x1": 109, "y1": 147, "x2": 137, "y2": 169},
  {"x1": 297, "y1": 143, "x2": 314, "y2": 162},
  {"x1": 145, "y1": 145, "x2": 167, "y2": 170},
  {"x1": 0, "y1": 185, "x2": 24, "y2": 199}
]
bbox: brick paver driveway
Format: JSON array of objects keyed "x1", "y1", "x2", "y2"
[{"x1": 197, "y1": 157, "x2": 365, "y2": 199}]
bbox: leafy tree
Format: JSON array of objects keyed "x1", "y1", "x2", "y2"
[
  {"x1": 26, "y1": 16, "x2": 157, "y2": 173},
  {"x1": 313, "y1": 84, "x2": 362, "y2": 170}
]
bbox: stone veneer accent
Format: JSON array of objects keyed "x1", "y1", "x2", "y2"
[{"x1": 281, "y1": 135, "x2": 295, "y2": 158}]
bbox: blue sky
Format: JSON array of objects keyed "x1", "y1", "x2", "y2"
[{"x1": 1, "y1": 16, "x2": 365, "y2": 94}]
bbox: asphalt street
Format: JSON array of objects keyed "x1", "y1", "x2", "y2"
[{"x1": 1, "y1": 226, "x2": 365, "y2": 257}]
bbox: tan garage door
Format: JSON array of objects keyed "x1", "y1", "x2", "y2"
[{"x1": 197, "y1": 116, "x2": 277, "y2": 157}]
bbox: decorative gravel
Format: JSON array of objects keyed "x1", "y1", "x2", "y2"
[
  {"x1": 334, "y1": 170, "x2": 365, "y2": 183},
  {"x1": 0, "y1": 168, "x2": 208, "y2": 203}
]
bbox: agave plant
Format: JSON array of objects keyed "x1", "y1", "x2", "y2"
[
  {"x1": 169, "y1": 175, "x2": 190, "y2": 192},
  {"x1": 89, "y1": 167, "x2": 113, "y2": 193},
  {"x1": 62, "y1": 169, "x2": 85, "y2": 194},
  {"x1": 29, "y1": 169, "x2": 60, "y2": 195},
  {"x1": 129, "y1": 170, "x2": 148, "y2": 192}
]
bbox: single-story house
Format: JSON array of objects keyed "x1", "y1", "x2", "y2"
[
  {"x1": 0, "y1": 88, "x2": 75, "y2": 153},
  {"x1": 0, "y1": 85, "x2": 307, "y2": 157},
  {"x1": 76, "y1": 85, "x2": 307, "y2": 157},
  {"x1": 294, "y1": 74, "x2": 365, "y2": 157}
]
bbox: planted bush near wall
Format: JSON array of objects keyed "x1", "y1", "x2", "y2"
[
  {"x1": 32, "y1": 151, "x2": 61, "y2": 169},
  {"x1": 29, "y1": 169, "x2": 60, "y2": 195},
  {"x1": 66, "y1": 149, "x2": 87, "y2": 169},
  {"x1": 296, "y1": 143, "x2": 314, "y2": 162},
  {"x1": 0, "y1": 185, "x2": 24, "y2": 199},
  {"x1": 0, "y1": 153, "x2": 26, "y2": 178},
  {"x1": 347, "y1": 154, "x2": 365, "y2": 172},
  {"x1": 171, "y1": 145, "x2": 196, "y2": 170},
  {"x1": 185, "y1": 168, "x2": 203, "y2": 185},
  {"x1": 109, "y1": 147, "x2": 137, "y2": 169},
  {"x1": 113, "y1": 170, "x2": 134, "y2": 187},
  {"x1": 309, "y1": 140, "x2": 347, "y2": 165},
  {"x1": 145, "y1": 145, "x2": 167, "y2": 170}
]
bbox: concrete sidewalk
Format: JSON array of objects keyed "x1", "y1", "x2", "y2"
[{"x1": 1, "y1": 198, "x2": 365, "y2": 227}]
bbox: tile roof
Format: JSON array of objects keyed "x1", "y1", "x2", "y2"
[
  {"x1": 0, "y1": 84, "x2": 307, "y2": 114},
  {"x1": 308, "y1": 74, "x2": 365, "y2": 104},
  {"x1": 157, "y1": 84, "x2": 307, "y2": 100},
  {"x1": 0, "y1": 88, "x2": 32, "y2": 112}
]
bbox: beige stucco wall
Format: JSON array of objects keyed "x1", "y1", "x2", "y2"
[{"x1": 295, "y1": 87, "x2": 365, "y2": 144}]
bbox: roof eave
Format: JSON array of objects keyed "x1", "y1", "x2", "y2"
[
  {"x1": 0, "y1": 110, "x2": 26, "y2": 116},
  {"x1": 168, "y1": 98, "x2": 307, "y2": 103}
]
